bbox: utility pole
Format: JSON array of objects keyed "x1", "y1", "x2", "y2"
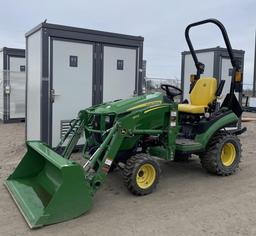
[{"x1": 253, "y1": 31, "x2": 256, "y2": 96}]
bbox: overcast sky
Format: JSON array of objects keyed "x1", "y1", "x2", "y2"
[{"x1": 0, "y1": 0, "x2": 255, "y2": 87}]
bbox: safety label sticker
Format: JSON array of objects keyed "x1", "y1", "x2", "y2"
[{"x1": 105, "y1": 158, "x2": 113, "y2": 166}]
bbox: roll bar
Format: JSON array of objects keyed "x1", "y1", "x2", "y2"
[{"x1": 185, "y1": 18, "x2": 241, "y2": 94}]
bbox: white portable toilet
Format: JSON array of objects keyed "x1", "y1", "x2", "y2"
[
  {"x1": 26, "y1": 22, "x2": 144, "y2": 147},
  {"x1": 0, "y1": 47, "x2": 26, "y2": 123}
]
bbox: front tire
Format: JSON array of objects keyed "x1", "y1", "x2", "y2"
[
  {"x1": 200, "y1": 133, "x2": 241, "y2": 176},
  {"x1": 123, "y1": 154, "x2": 161, "y2": 196}
]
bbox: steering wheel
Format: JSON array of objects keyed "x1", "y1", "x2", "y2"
[{"x1": 160, "y1": 84, "x2": 182, "y2": 101}]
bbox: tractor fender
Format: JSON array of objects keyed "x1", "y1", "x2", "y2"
[{"x1": 195, "y1": 112, "x2": 239, "y2": 149}]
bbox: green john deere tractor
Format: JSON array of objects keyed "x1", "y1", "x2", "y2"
[{"x1": 5, "y1": 19, "x2": 245, "y2": 228}]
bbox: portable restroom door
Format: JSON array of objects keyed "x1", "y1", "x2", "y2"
[
  {"x1": 51, "y1": 40, "x2": 93, "y2": 147},
  {"x1": 103, "y1": 46, "x2": 137, "y2": 102},
  {"x1": 219, "y1": 57, "x2": 239, "y2": 104},
  {"x1": 8, "y1": 56, "x2": 26, "y2": 119},
  {"x1": 183, "y1": 52, "x2": 214, "y2": 101}
]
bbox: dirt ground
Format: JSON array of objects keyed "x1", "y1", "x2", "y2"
[{"x1": 1, "y1": 113, "x2": 256, "y2": 236}]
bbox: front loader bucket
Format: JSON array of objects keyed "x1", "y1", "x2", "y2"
[{"x1": 4, "y1": 141, "x2": 93, "y2": 228}]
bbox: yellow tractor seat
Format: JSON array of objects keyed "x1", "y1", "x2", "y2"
[
  {"x1": 178, "y1": 77, "x2": 217, "y2": 114},
  {"x1": 178, "y1": 104, "x2": 208, "y2": 114}
]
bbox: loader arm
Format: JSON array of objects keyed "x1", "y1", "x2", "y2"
[
  {"x1": 84, "y1": 124, "x2": 124, "y2": 191},
  {"x1": 57, "y1": 119, "x2": 85, "y2": 159}
]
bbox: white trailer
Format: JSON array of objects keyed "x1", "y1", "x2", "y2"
[
  {"x1": 26, "y1": 22, "x2": 144, "y2": 147},
  {"x1": 0, "y1": 47, "x2": 26, "y2": 123}
]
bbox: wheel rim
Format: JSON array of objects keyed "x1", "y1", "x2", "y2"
[
  {"x1": 136, "y1": 163, "x2": 156, "y2": 189},
  {"x1": 221, "y1": 143, "x2": 236, "y2": 167}
]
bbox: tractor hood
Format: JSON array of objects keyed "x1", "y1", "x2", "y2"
[{"x1": 85, "y1": 92, "x2": 164, "y2": 115}]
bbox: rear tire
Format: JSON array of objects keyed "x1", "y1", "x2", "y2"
[
  {"x1": 123, "y1": 154, "x2": 161, "y2": 196},
  {"x1": 200, "y1": 133, "x2": 241, "y2": 176}
]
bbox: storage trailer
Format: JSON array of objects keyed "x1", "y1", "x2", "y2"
[
  {"x1": 0, "y1": 47, "x2": 26, "y2": 123},
  {"x1": 26, "y1": 22, "x2": 144, "y2": 147}
]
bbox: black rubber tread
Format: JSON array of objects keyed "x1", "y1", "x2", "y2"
[
  {"x1": 200, "y1": 133, "x2": 242, "y2": 176},
  {"x1": 122, "y1": 153, "x2": 161, "y2": 196}
]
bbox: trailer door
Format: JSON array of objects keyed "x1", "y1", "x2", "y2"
[
  {"x1": 8, "y1": 56, "x2": 26, "y2": 119},
  {"x1": 102, "y1": 46, "x2": 137, "y2": 102},
  {"x1": 219, "y1": 57, "x2": 239, "y2": 104},
  {"x1": 51, "y1": 39, "x2": 93, "y2": 147}
]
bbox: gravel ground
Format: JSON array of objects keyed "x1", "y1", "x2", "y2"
[{"x1": 0, "y1": 113, "x2": 256, "y2": 236}]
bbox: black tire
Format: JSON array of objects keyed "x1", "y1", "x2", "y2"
[
  {"x1": 200, "y1": 133, "x2": 241, "y2": 176},
  {"x1": 123, "y1": 153, "x2": 161, "y2": 196},
  {"x1": 174, "y1": 152, "x2": 191, "y2": 162}
]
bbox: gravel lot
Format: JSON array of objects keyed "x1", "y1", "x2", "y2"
[{"x1": 1, "y1": 113, "x2": 256, "y2": 236}]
